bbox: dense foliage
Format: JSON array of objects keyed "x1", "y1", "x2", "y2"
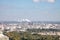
[{"x1": 4, "y1": 31, "x2": 60, "y2": 40}]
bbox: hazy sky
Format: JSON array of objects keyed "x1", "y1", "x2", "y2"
[{"x1": 0, "y1": 0, "x2": 60, "y2": 21}]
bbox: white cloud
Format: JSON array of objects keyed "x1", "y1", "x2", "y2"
[
  {"x1": 47, "y1": 0, "x2": 55, "y2": 3},
  {"x1": 33, "y1": 0, "x2": 55, "y2": 3},
  {"x1": 33, "y1": 0, "x2": 40, "y2": 2}
]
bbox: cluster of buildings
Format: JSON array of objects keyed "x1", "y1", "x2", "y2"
[{"x1": 0, "y1": 21, "x2": 60, "y2": 36}]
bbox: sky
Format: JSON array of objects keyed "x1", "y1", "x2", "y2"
[{"x1": 0, "y1": 0, "x2": 60, "y2": 21}]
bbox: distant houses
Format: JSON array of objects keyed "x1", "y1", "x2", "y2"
[{"x1": 0, "y1": 21, "x2": 60, "y2": 36}]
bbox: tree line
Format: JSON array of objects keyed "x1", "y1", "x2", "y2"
[{"x1": 3, "y1": 31, "x2": 60, "y2": 40}]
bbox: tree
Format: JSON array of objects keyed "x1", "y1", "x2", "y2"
[{"x1": 5, "y1": 31, "x2": 21, "y2": 40}]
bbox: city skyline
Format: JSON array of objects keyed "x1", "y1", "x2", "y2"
[{"x1": 0, "y1": 0, "x2": 60, "y2": 21}]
